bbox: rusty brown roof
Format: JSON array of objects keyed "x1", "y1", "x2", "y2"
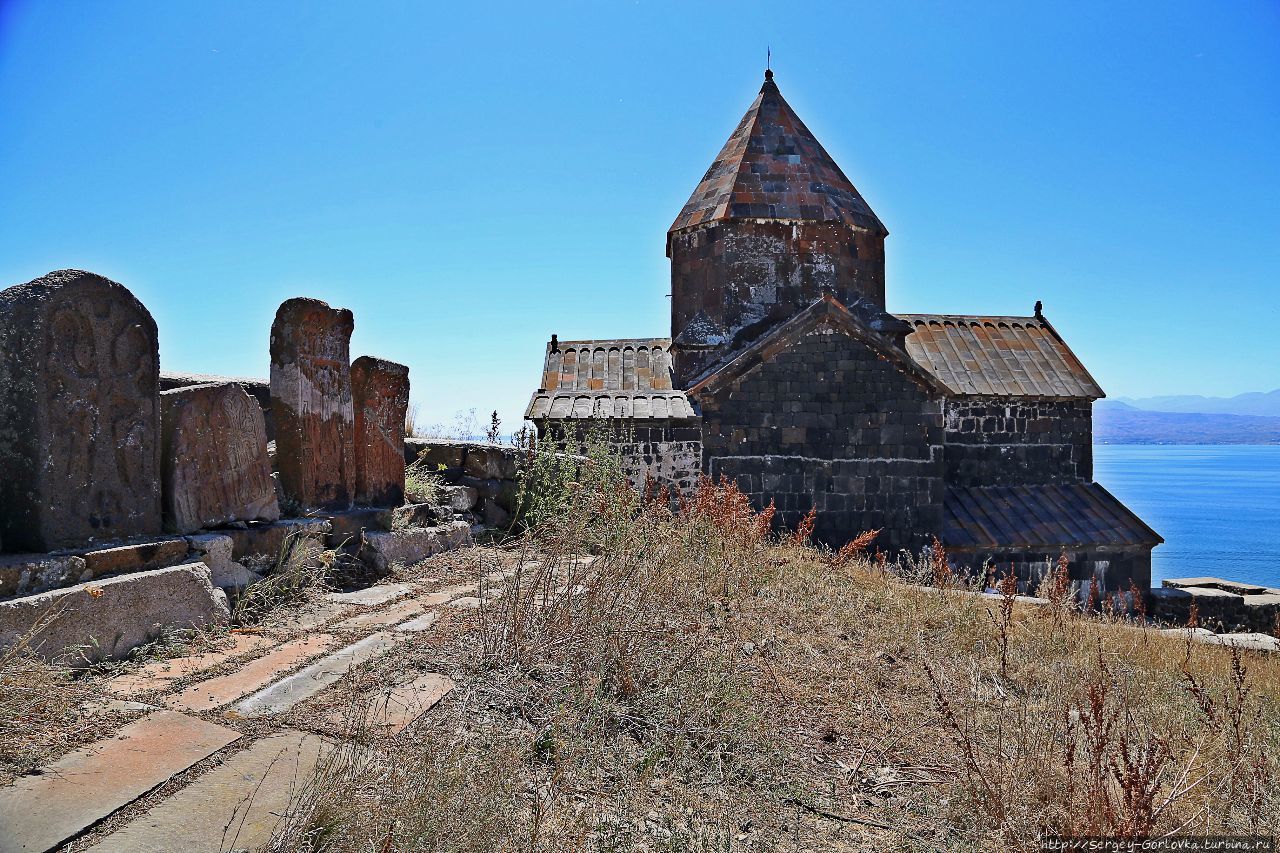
[
  {"x1": 898, "y1": 314, "x2": 1104, "y2": 399},
  {"x1": 944, "y1": 484, "x2": 1162, "y2": 551},
  {"x1": 668, "y1": 71, "x2": 886, "y2": 238},
  {"x1": 525, "y1": 338, "x2": 697, "y2": 421}
]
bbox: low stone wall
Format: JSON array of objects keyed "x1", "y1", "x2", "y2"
[
  {"x1": 1149, "y1": 576, "x2": 1280, "y2": 634},
  {"x1": 404, "y1": 439, "x2": 524, "y2": 528}
]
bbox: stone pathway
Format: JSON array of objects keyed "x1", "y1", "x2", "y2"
[{"x1": 0, "y1": 562, "x2": 531, "y2": 852}]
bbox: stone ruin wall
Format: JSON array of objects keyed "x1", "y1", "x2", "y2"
[{"x1": 0, "y1": 269, "x2": 475, "y2": 662}]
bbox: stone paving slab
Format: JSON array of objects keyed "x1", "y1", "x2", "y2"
[
  {"x1": 235, "y1": 632, "x2": 404, "y2": 717},
  {"x1": 447, "y1": 596, "x2": 483, "y2": 609},
  {"x1": 85, "y1": 731, "x2": 333, "y2": 853},
  {"x1": 394, "y1": 612, "x2": 440, "y2": 633},
  {"x1": 106, "y1": 633, "x2": 276, "y2": 698},
  {"x1": 165, "y1": 635, "x2": 342, "y2": 713},
  {"x1": 0, "y1": 711, "x2": 241, "y2": 853},
  {"x1": 325, "y1": 673, "x2": 454, "y2": 734},
  {"x1": 416, "y1": 591, "x2": 461, "y2": 606},
  {"x1": 335, "y1": 597, "x2": 426, "y2": 629},
  {"x1": 261, "y1": 600, "x2": 349, "y2": 634},
  {"x1": 326, "y1": 582, "x2": 414, "y2": 607}
]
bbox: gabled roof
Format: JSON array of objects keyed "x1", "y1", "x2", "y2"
[
  {"x1": 944, "y1": 483, "x2": 1163, "y2": 551},
  {"x1": 668, "y1": 71, "x2": 886, "y2": 238},
  {"x1": 898, "y1": 313, "x2": 1104, "y2": 400},
  {"x1": 687, "y1": 295, "x2": 948, "y2": 399},
  {"x1": 525, "y1": 338, "x2": 697, "y2": 422}
]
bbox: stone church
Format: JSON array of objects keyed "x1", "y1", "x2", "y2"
[{"x1": 525, "y1": 71, "x2": 1160, "y2": 594}]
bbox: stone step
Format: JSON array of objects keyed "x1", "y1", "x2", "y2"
[
  {"x1": 105, "y1": 633, "x2": 276, "y2": 698},
  {"x1": 0, "y1": 711, "x2": 241, "y2": 853},
  {"x1": 325, "y1": 673, "x2": 454, "y2": 734},
  {"x1": 326, "y1": 582, "x2": 414, "y2": 607},
  {"x1": 235, "y1": 632, "x2": 404, "y2": 717},
  {"x1": 84, "y1": 731, "x2": 332, "y2": 853},
  {"x1": 335, "y1": 597, "x2": 426, "y2": 630},
  {"x1": 165, "y1": 634, "x2": 342, "y2": 713}
]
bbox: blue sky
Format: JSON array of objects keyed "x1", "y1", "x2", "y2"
[{"x1": 1, "y1": 1, "x2": 1277, "y2": 430}]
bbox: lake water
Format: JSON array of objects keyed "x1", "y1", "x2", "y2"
[{"x1": 1093, "y1": 445, "x2": 1280, "y2": 589}]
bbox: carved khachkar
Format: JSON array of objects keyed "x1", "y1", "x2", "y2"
[
  {"x1": 270, "y1": 298, "x2": 356, "y2": 510},
  {"x1": 351, "y1": 356, "x2": 410, "y2": 506},
  {"x1": 0, "y1": 270, "x2": 162, "y2": 551},
  {"x1": 160, "y1": 382, "x2": 281, "y2": 533}
]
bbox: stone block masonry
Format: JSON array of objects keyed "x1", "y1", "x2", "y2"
[
  {"x1": 351, "y1": 356, "x2": 410, "y2": 506},
  {"x1": 699, "y1": 326, "x2": 945, "y2": 551},
  {"x1": 160, "y1": 381, "x2": 280, "y2": 532},
  {"x1": 0, "y1": 269, "x2": 162, "y2": 551},
  {"x1": 270, "y1": 297, "x2": 357, "y2": 511},
  {"x1": 943, "y1": 398, "x2": 1093, "y2": 486}
]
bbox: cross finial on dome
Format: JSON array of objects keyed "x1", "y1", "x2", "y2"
[{"x1": 765, "y1": 46, "x2": 773, "y2": 82}]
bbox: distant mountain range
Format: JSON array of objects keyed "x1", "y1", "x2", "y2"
[
  {"x1": 1112, "y1": 389, "x2": 1280, "y2": 417},
  {"x1": 1096, "y1": 394, "x2": 1280, "y2": 445}
]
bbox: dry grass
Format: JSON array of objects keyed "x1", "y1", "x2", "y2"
[{"x1": 262, "y1": 444, "x2": 1280, "y2": 851}]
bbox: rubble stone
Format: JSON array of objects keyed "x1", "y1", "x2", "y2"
[
  {"x1": 0, "y1": 270, "x2": 162, "y2": 551},
  {"x1": 270, "y1": 298, "x2": 356, "y2": 510},
  {"x1": 0, "y1": 553, "x2": 89, "y2": 599},
  {"x1": 160, "y1": 382, "x2": 280, "y2": 532},
  {"x1": 184, "y1": 532, "x2": 261, "y2": 589},
  {"x1": 351, "y1": 356, "x2": 410, "y2": 506},
  {"x1": 223, "y1": 517, "x2": 332, "y2": 561},
  {"x1": 361, "y1": 521, "x2": 472, "y2": 573}
]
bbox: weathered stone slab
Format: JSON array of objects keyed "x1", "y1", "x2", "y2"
[
  {"x1": 360, "y1": 521, "x2": 472, "y2": 573},
  {"x1": 325, "y1": 672, "x2": 454, "y2": 734},
  {"x1": 394, "y1": 611, "x2": 440, "y2": 633},
  {"x1": 462, "y1": 443, "x2": 520, "y2": 480},
  {"x1": 1204, "y1": 632, "x2": 1280, "y2": 653},
  {"x1": 0, "y1": 563, "x2": 229, "y2": 665},
  {"x1": 351, "y1": 356, "x2": 409, "y2": 507},
  {"x1": 159, "y1": 370, "x2": 273, "y2": 441},
  {"x1": 0, "y1": 710, "x2": 240, "y2": 853},
  {"x1": 448, "y1": 596, "x2": 483, "y2": 609},
  {"x1": 160, "y1": 382, "x2": 280, "y2": 532},
  {"x1": 0, "y1": 270, "x2": 162, "y2": 551},
  {"x1": 81, "y1": 538, "x2": 190, "y2": 578},
  {"x1": 165, "y1": 634, "x2": 342, "y2": 712},
  {"x1": 326, "y1": 582, "x2": 415, "y2": 607},
  {"x1": 403, "y1": 437, "x2": 465, "y2": 469},
  {"x1": 336, "y1": 598, "x2": 427, "y2": 629},
  {"x1": 85, "y1": 731, "x2": 332, "y2": 853},
  {"x1": 236, "y1": 631, "x2": 404, "y2": 716},
  {"x1": 106, "y1": 633, "x2": 276, "y2": 698},
  {"x1": 223, "y1": 517, "x2": 332, "y2": 561},
  {"x1": 1164, "y1": 576, "x2": 1268, "y2": 596},
  {"x1": 0, "y1": 553, "x2": 88, "y2": 599},
  {"x1": 260, "y1": 600, "x2": 349, "y2": 634},
  {"x1": 270, "y1": 297, "x2": 356, "y2": 511}
]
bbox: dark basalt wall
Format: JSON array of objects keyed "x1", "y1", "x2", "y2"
[
  {"x1": 943, "y1": 398, "x2": 1093, "y2": 486},
  {"x1": 669, "y1": 221, "x2": 885, "y2": 386},
  {"x1": 698, "y1": 327, "x2": 944, "y2": 552}
]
